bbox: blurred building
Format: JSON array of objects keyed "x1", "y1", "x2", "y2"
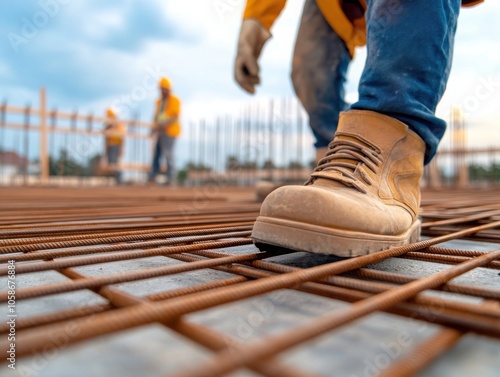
[{"x1": 0, "y1": 150, "x2": 29, "y2": 184}]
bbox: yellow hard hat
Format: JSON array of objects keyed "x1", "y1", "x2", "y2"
[
  {"x1": 106, "y1": 107, "x2": 117, "y2": 118},
  {"x1": 159, "y1": 77, "x2": 172, "y2": 90}
]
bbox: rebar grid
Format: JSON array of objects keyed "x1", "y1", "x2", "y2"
[{"x1": 0, "y1": 186, "x2": 499, "y2": 377}]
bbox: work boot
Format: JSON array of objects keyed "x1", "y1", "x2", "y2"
[{"x1": 252, "y1": 110, "x2": 425, "y2": 256}]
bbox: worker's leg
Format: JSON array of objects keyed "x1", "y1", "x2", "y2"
[
  {"x1": 149, "y1": 137, "x2": 162, "y2": 181},
  {"x1": 115, "y1": 171, "x2": 123, "y2": 184},
  {"x1": 105, "y1": 146, "x2": 113, "y2": 165},
  {"x1": 351, "y1": 0, "x2": 460, "y2": 164},
  {"x1": 252, "y1": 0, "x2": 461, "y2": 256},
  {"x1": 161, "y1": 135, "x2": 177, "y2": 184},
  {"x1": 106, "y1": 145, "x2": 122, "y2": 184},
  {"x1": 291, "y1": 0, "x2": 351, "y2": 156}
]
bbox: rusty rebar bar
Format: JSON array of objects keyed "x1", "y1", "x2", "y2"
[
  {"x1": 1, "y1": 186, "x2": 500, "y2": 376},
  {"x1": 6, "y1": 221, "x2": 500, "y2": 360},
  {"x1": 378, "y1": 328, "x2": 463, "y2": 377},
  {"x1": 170, "y1": 248, "x2": 500, "y2": 377}
]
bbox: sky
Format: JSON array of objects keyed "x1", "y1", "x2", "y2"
[{"x1": 1, "y1": 0, "x2": 499, "y2": 169}]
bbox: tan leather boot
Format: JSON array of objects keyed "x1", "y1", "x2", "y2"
[{"x1": 252, "y1": 110, "x2": 425, "y2": 256}]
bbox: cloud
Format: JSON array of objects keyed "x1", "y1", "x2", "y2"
[
  {"x1": 58, "y1": 0, "x2": 196, "y2": 53},
  {"x1": 0, "y1": 0, "x2": 198, "y2": 107},
  {"x1": 0, "y1": 61, "x2": 11, "y2": 77}
]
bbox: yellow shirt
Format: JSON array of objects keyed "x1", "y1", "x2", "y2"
[
  {"x1": 104, "y1": 122, "x2": 125, "y2": 146},
  {"x1": 155, "y1": 94, "x2": 181, "y2": 137},
  {"x1": 243, "y1": 0, "x2": 483, "y2": 57}
]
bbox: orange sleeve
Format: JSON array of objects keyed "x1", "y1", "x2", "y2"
[
  {"x1": 165, "y1": 96, "x2": 181, "y2": 137},
  {"x1": 316, "y1": 0, "x2": 366, "y2": 57},
  {"x1": 170, "y1": 96, "x2": 181, "y2": 117},
  {"x1": 243, "y1": 0, "x2": 287, "y2": 30},
  {"x1": 461, "y1": 0, "x2": 483, "y2": 6}
]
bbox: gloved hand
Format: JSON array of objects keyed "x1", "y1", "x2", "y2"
[{"x1": 234, "y1": 19, "x2": 271, "y2": 94}]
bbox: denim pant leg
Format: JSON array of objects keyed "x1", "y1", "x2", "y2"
[
  {"x1": 350, "y1": 0, "x2": 461, "y2": 164},
  {"x1": 160, "y1": 134, "x2": 177, "y2": 182},
  {"x1": 106, "y1": 145, "x2": 122, "y2": 183},
  {"x1": 149, "y1": 137, "x2": 162, "y2": 179},
  {"x1": 291, "y1": 0, "x2": 352, "y2": 149}
]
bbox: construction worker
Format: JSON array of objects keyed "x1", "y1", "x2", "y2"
[
  {"x1": 148, "y1": 77, "x2": 182, "y2": 185},
  {"x1": 103, "y1": 107, "x2": 125, "y2": 184},
  {"x1": 235, "y1": 0, "x2": 482, "y2": 257}
]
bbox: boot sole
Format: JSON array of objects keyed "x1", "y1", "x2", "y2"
[{"x1": 252, "y1": 216, "x2": 421, "y2": 257}]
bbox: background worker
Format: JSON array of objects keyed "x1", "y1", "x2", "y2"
[
  {"x1": 103, "y1": 107, "x2": 125, "y2": 185},
  {"x1": 235, "y1": 0, "x2": 483, "y2": 256},
  {"x1": 148, "y1": 77, "x2": 182, "y2": 186}
]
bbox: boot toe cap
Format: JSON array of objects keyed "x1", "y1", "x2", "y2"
[{"x1": 259, "y1": 185, "x2": 414, "y2": 236}]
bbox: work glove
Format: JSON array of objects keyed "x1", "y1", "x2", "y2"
[{"x1": 234, "y1": 19, "x2": 271, "y2": 94}]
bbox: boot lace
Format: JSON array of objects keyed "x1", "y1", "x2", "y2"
[{"x1": 307, "y1": 138, "x2": 383, "y2": 193}]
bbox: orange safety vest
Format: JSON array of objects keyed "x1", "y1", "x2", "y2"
[
  {"x1": 104, "y1": 122, "x2": 125, "y2": 146},
  {"x1": 155, "y1": 94, "x2": 182, "y2": 138}
]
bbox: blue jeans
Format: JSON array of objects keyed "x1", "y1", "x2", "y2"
[
  {"x1": 106, "y1": 144, "x2": 123, "y2": 184},
  {"x1": 149, "y1": 133, "x2": 176, "y2": 182},
  {"x1": 351, "y1": 0, "x2": 460, "y2": 164},
  {"x1": 292, "y1": 0, "x2": 351, "y2": 149}
]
